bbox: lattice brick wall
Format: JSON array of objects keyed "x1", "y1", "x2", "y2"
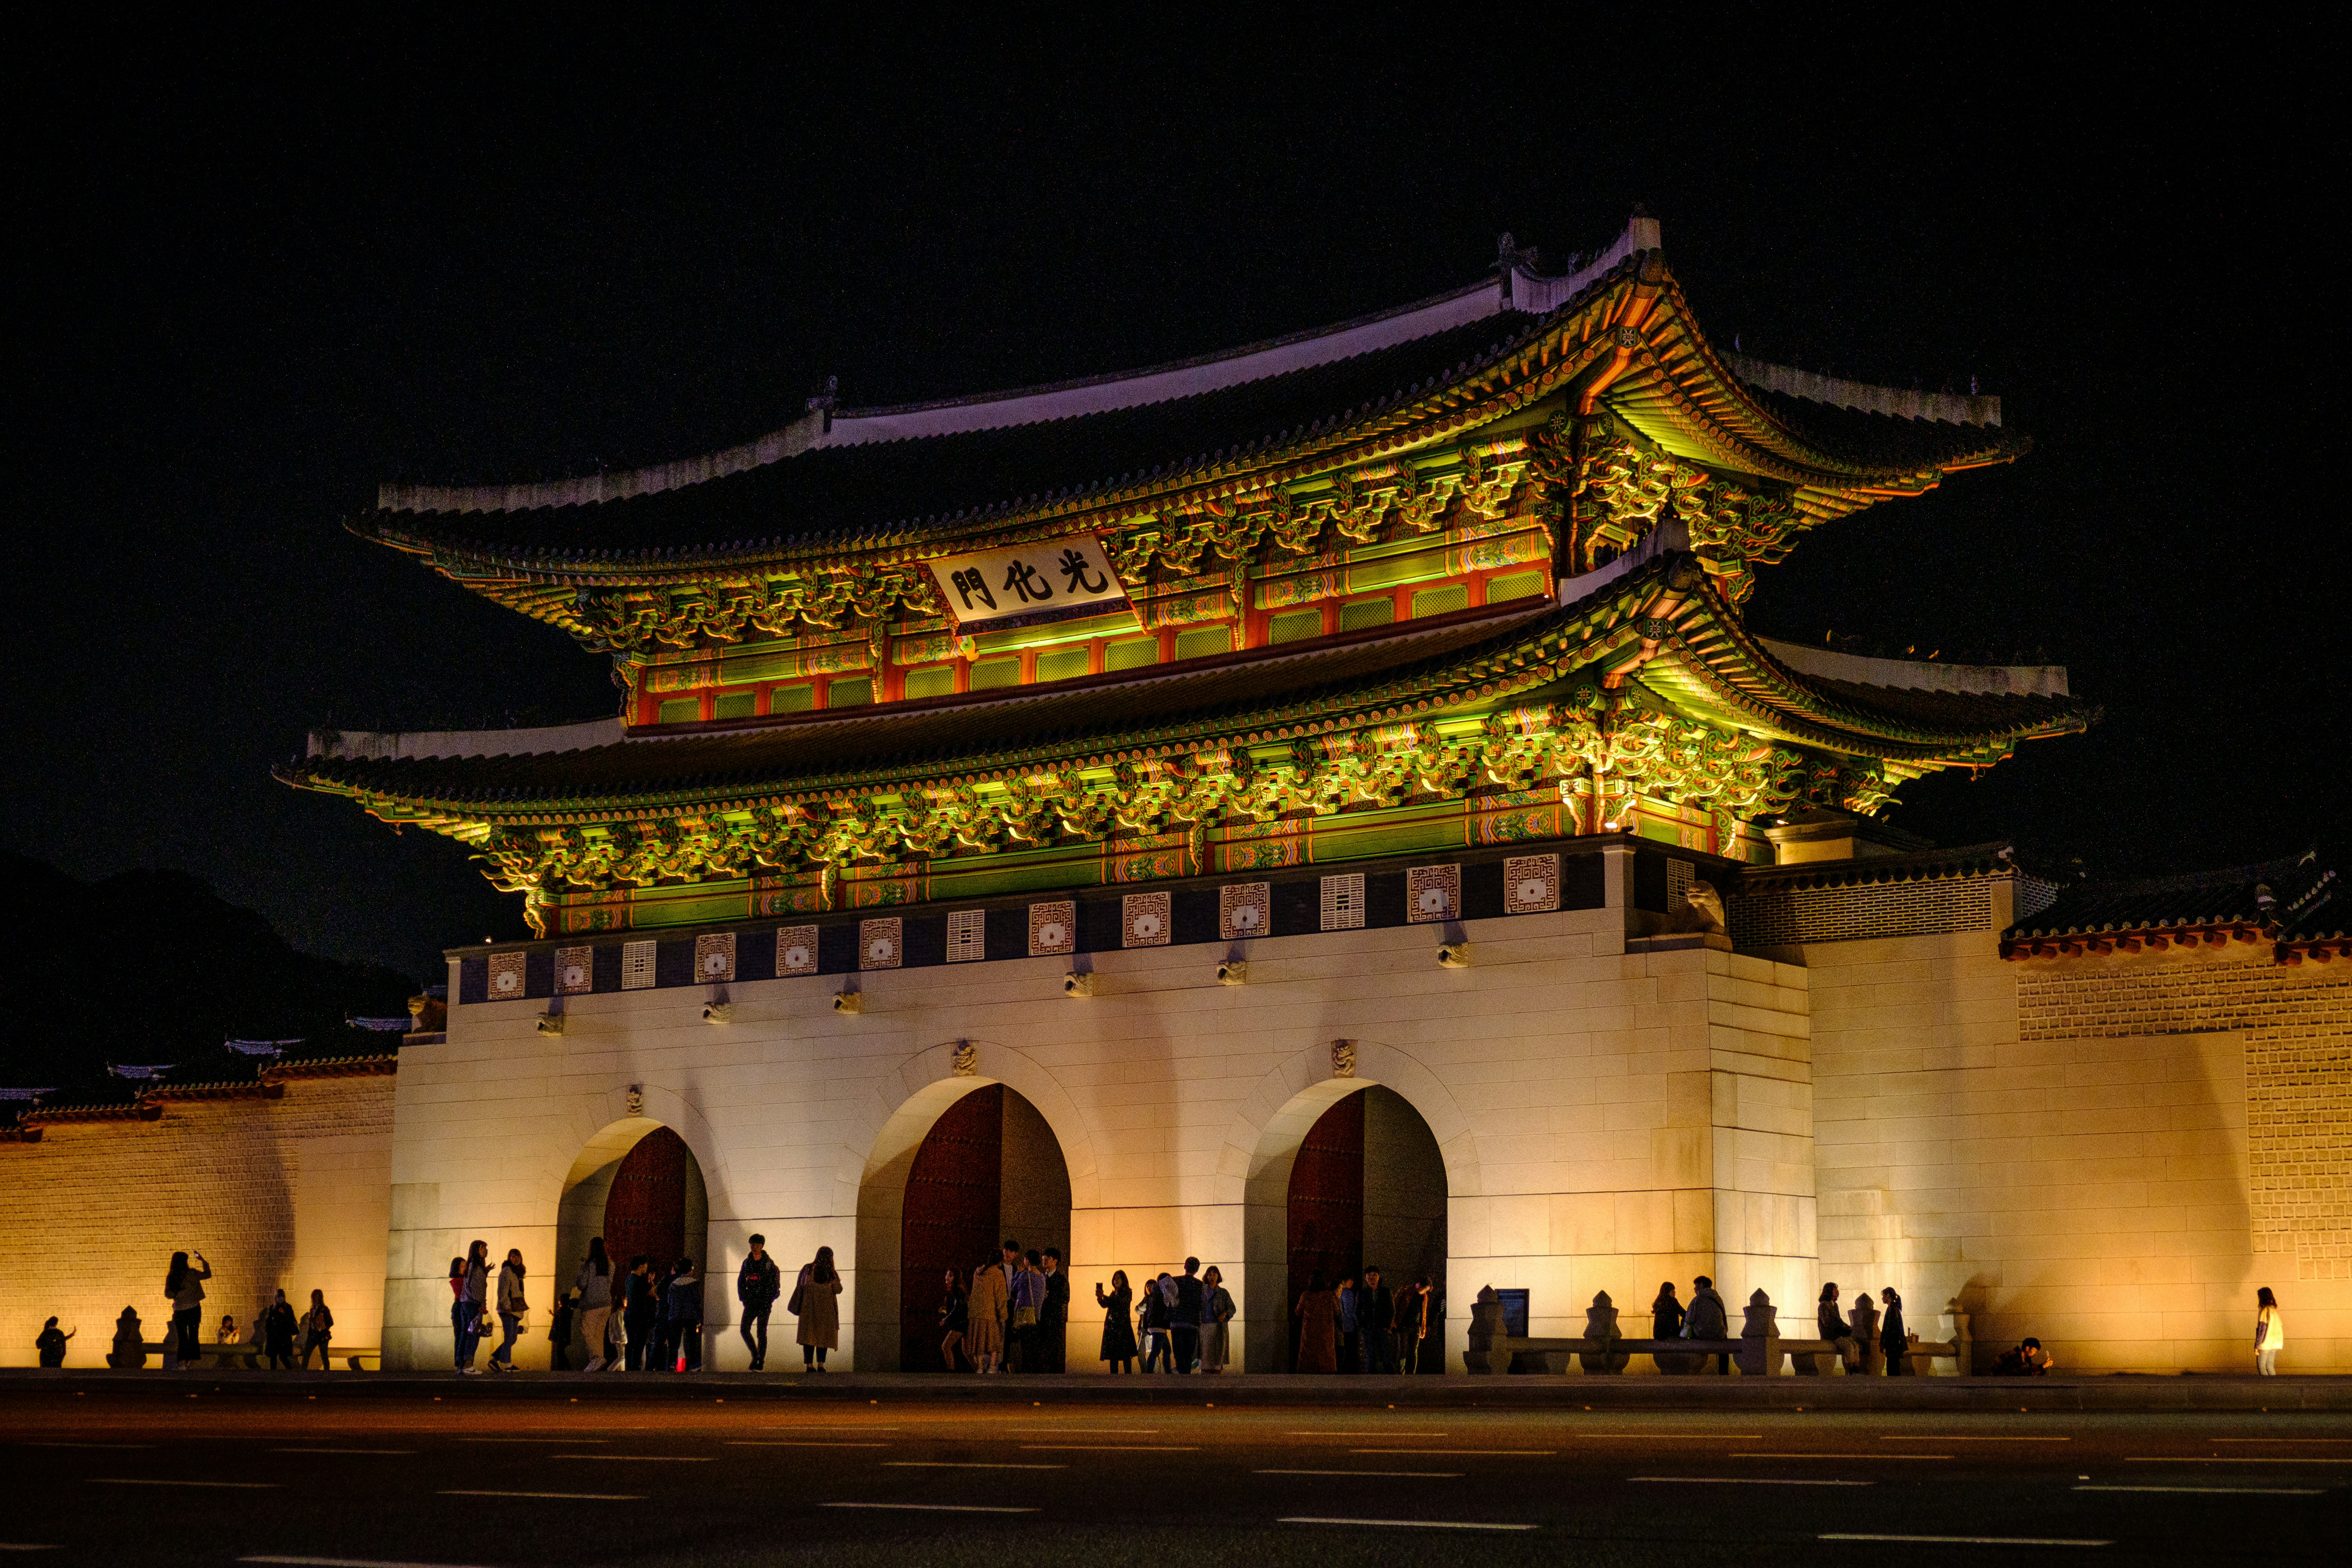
[{"x1": 1731, "y1": 875, "x2": 1994, "y2": 947}]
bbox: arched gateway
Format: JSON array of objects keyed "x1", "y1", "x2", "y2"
[
  {"x1": 855, "y1": 1079, "x2": 1071, "y2": 1372},
  {"x1": 556, "y1": 1119, "x2": 708, "y2": 1366}
]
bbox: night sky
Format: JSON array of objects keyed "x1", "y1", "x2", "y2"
[{"x1": 14, "y1": 15, "x2": 2341, "y2": 984}]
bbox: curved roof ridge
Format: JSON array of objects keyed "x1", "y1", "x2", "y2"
[
  {"x1": 1757, "y1": 638, "x2": 2069, "y2": 697},
  {"x1": 1724, "y1": 353, "x2": 2001, "y2": 428}
]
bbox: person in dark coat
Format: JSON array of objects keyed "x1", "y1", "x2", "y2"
[
  {"x1": 1096, "y1": 1270, "x2": 1137, "y2": 1372},
  {"x1": 1359, "y1": 1266, "x2": 1395, "y2": 1374},
  {"x1": 622, "y1": 1257, "x2": 657, "y2": 1372},
  {"x1": 35, "y1": 1317, "x2": 75, "y2": 1367},
  {"x1": 1138, "y1": 1273, "x2": 1170, "y2": 1372},
  {"x1": 548, "y1": 1289, "x2": 577, "y2": 1372},
  {"x1": 939, "y1": 1269, "x2": 970, "y2": 1371},
  {"x1": 666, "y1": 1259, "x2": 704, "y2": 1372},
  {"x1": 737, "y1": 1234, "x2": 781, "y2": 1372},
  {"x1": 1879, "y1": 1287, "x2": 1908, "y2": 1376},
  {"x1": 1651, "y1": 1282, "x2": 1685, "y2": 1340},
  {"x1": 1040, "y1": 1248, "x2": 1071, "y2": 1374},
  {"x1": 1170, "y1": 1258, "x2": 1205, "y2": 1374},
  {"x1": 264, "y1": 1290, "x2": 297, "y2": 1370},
  {"x1": 1818, "y1": 1283, "x2": 1857, "y2": 1370},
  {"x1": 1685, "y1": 1276, "x2": 1730, "y2": 1374}
]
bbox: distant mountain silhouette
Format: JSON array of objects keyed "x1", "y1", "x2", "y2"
[{"x1": 0, "y1": 852, "x2": 419, "y2": 1088}]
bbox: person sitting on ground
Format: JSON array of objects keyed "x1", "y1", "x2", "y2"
[
  {"x1": 1991, "y1": 1336, "x2": 2053, "y2": 1376},
  {"x1": 107, "y1": 1307, "x2": 145, "y2": 1369},
  {"x1": 216, "y1": 1314, "x2": 238, "y2": 1346},
  {"x1": 36, "y1": 1317, "x2": 75, "y2": 1367}
]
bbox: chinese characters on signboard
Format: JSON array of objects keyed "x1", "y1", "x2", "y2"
[{"x1": 921, "y1": 534, "x2": 1135, "y2": 635}]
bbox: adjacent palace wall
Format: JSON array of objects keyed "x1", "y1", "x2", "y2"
[{"x1": 6, "y1": 843, "x2": 2344, "y2": 1373}]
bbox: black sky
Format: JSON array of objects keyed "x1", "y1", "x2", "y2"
[{"x1": 12, "y1": 13, "x2": 2344, "y2": 982}]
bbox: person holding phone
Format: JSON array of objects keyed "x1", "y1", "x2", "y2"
[{"x1": 164, "y1": 1250, "x2": 212, "y2": 1368}]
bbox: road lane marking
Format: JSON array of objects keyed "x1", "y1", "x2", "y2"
[
  {"x1": 1822, "y1": 1535, "x2": 2108, "y2": 1547},
  {"x1": 1014, "y1": 1427, "x2": 1158, "y2": 1434},
  {"x1": 459, "y1": 1438, "x2": 606, "y2": 1444},
  {"x1": 1288, "y1": 1431, "x2": 1448, "y2": 1437},
  {"x1": 1350, "y1": 1449, "x2": 1552, "y2": 1456},
  {"x1": 2211, "y1": 1437, "x2": 2352, "y2": 1443},
  {"x1": 727, "y1": 1441, "x2": 888, "y2": 1448},
  {"x1": 2075, "y1": 1485, "x2": 2325, "y2": 1495},
  {"x1": 1258, "y1": 1469, "x2": 1461, "y2": 1478},
  {"x1": 2126, "y1": 1456, "x2": 2352, "y2": 1464},
  {"x1": 242, "y1": 1557, "x2": 507, "y2": 1567},
  {"x1": 885, "y1": 1462, "x2": 1066, "y2": 1470},
  {"x1": 822, "y1": 1503, "x2": 1038, "y2": 1514},
  {"x1": 1020, "y1": 1445, "x2": 1197, "y2": 1452},
  {"x1": 90, "y1": 1479, "x2": 281, "y2": 1488},
  {"x1": 270, "y1": 1449, "x2": 415, "y2": 1456},
  {"x1": 19, "y1": 1442, "x2": 150, "y2": 1449},
  {"x1": 1736, "y1": 1453, "x2": 1949, "y2": 1460},
  {"x1": 0, "y1": 1549, "x2": 60, "y2": 1554},
  {"x1": 1633, "y1": 1477, "x2": 1872, "y2": 1485},
  {"x1": 439, "y1": 1490, "x2": 642, "y2": 1500},
  {"x1": 549, "y1": 1455, "x2": 710, "y2": 1461},
  {"x1": 1566, "y1": 1432, "x2": 1761, "y2": 1439},
  {"x1": 1884, "y1": 1435, "x2": 2070, "y2": 1442},
  {"x1": 1280, "y1": 1517, "x2": 1535, "y2": 1531}
]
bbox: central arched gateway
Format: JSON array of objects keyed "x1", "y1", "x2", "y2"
[
  {"x1": 556, "y1": 1119, "x2": 708, "y2": 1366},
  {"x1": 856, "y1": 1080, "x2": 1071, "y2": 1372},
  {"x1": 1249, "y1": 1081, "x2": 1448, "y2": 1372}
]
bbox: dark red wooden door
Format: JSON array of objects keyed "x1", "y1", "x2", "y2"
[
  {"x1": 603, "y1": 1125, "x2": 689, "y2": 1276},
  {"x1": 1286, "y1": 1090, "x2": 1363, "y2": 1370},
  {"x1": 900, "y1": 1085, "x2": 1003, "y2": 1371}
]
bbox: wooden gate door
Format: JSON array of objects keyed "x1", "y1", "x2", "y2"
[
  {"x1": 900, "y1": 1085, "x2": 1003, "y2": 1371},
  {"x1": 603, "y1": 1125, "x2": 690, "y2": 1280},
  {"x1": 1286, "y1": 1091, "x2": 1364, "y2": 1370}
]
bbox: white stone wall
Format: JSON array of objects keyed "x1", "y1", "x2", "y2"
[
  {"x1": 0, "y1": 1077, "x2": 393, "y2": 1367},
  {"x1": 391, "y1": 850, "x2": 1822, "y2": 1372},
  {"x1": 1808, "y1": 919, "x2": 2344, "y2": 1372}
]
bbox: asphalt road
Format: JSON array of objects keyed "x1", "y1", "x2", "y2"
[{"x1": 1, "y1": 1390, "x2": 2345, "y2": 1565}]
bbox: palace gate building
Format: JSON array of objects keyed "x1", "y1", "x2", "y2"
[{"x1": 9, "y1": 214, "x2": 2344, "y2": 1372}]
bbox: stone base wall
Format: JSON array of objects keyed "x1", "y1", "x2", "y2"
[
  {"x1": 1812, "y1": 929, "x2": 2349, "y2": 1373},
  {"x1": 0, "y1": 1077, "x2": 393, "y2": 1367}
]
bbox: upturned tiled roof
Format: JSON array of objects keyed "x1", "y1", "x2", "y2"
[
  {"x1": 1737, "y1": 841, "x2": 2021, "y2": 894},
  {"x1": 2004, "y1": 852, "x2": 2340, "y2": 942}
]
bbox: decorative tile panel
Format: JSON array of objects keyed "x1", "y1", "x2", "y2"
[
  {"x1": 1320, "y1": 873, "x2": 1366, "y2": 931},
  {"x1": 1219, "y1": 882, "x2": 1272, "y2": 940},
  {"x1": 488, "y1": 952, "x2": 527, "y2": 1000},
  {"x1": 1503, "y1": 854, "x2": 1560, "y2": 915},
  {"x1": 556, "y1": 946, "x2": 594, "y2": 995},
  {"x1": 1028, "y1": 901, "x2": 1076, "y2": 957},
  {"x1": 947, "y1": 910, "x2": 986, "y2": 963},
  {"x1": 621, "y1": 940, "x2": 658, "y2": 990},
  {"x1": 860, "y1": 917, "x2": 904, "y2": 970},
  {"x1": 776, "y1": 925, "x2": 819, "y2": 976},
  {"x1": 694, "y1": 931, "x2": 736, "y2": 983},
  {"x1": 1406, "y1": 863, "x2": 1461, "y2": 923},
  {"x1": 1122, "y1": 892, "x2": 1172, "y2": 947}
]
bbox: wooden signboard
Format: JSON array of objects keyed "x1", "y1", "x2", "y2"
[{"x1": 921, "y1": 534, "x2": 1134, "y2": 635}]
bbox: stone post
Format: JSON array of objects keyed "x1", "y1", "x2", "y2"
[
  {"x1": 1945, "y1": 1305, "x2": 1972, "y2": 1377},
  {"x1": 1736, "y1": 1288, "x2": 1783, "y2": 1376},
  {"x1": 1579, "y1": 1289, "x2": 1629, "y2": 1373},
  {"x1": 1464, "y1": 1285, "x2": 1503, "y2": 1375}
]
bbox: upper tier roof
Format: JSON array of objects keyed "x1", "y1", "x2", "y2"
[
  {"x1": 358, "y1": 214, "x2": 2027, "y2": 577},
  {"x1": 284, "y1": 547, "x2": 2092, "y2": 819}
]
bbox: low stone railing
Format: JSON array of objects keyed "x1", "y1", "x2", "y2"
[{"x1": 1463, "y1": 1287, "x2": 1970, "y2": 1376}]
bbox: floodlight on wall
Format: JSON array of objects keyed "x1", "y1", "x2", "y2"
[
  {"x1": 833, "y1": 989, "x2": 865, "y2": 1015},
  {"x1": 1437, "y1": 942, "x2": 1473, "y2": 969},
  {"x1": 1216, "y1": 959, "x2": 1248, "y2": 986},
  {"x1": 701, "y1": 1002, "x2": 733, "y2": 1024},
  {"x1": 1063, "y1": 971, "x2": 1096, "y2": 998},
  {"x1": 535, "y1": 1011, "x2": 565, "y2": 1036}
]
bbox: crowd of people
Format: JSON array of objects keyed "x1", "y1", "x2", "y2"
[
  {"x1": 1289, "y1": 1265, "x2": 1439, "y2": 1373},
  {"x1": 27, "y1": 1246, "x2": 2298, "y2": 1377}
]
